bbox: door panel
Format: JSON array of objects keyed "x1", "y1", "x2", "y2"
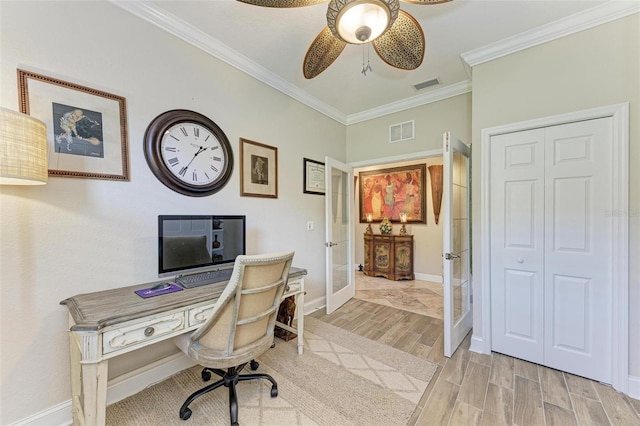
[
  {"x1": 504, "y1": 269, "x2": 538, "y2": 341},
  {"x1": 443, "y1": 132, "x2": 472, "y2": 357},
  {"x1": 543, "y1": 118, "x2": 612, "y2": 382},
  {"x1": 490, "y1": 128, "x2": 545, "y2": 363},
  {"x1": 325, "y1": 157, "x2": 354, "y2": 314}
]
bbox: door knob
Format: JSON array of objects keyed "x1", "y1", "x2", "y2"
[
  {"x1": 444, "y1": 252, "x2": 460, "y2": 260},
  {"x1": 517, "y1": 257, "x2": 524, "y2": 263}
]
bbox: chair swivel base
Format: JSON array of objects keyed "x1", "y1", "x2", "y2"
[{"x1": 179, "y1": 362, "x2": 278, "y2": 425}]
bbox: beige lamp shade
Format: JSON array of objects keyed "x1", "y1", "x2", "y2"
[{"x1": 0, "y1": 107, "x2": 48, "y2": 185}]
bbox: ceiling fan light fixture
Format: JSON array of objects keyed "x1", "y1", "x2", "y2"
[{"x1": 327, "y1": 0, "x2": 399, "y2": 44}]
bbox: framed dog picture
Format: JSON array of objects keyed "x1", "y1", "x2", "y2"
[{"x1": 18, "y1": 69, "x2": 129, "y2": 181}]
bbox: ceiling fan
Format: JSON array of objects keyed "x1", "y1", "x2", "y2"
[{"x1": 238, "y1": 0, "x2": 452, "y2": 79}]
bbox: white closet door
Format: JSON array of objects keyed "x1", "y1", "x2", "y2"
[
  {"x1": 543, "y1": 118, "x2": 612, "y2": 382},
  {"x1": 490, "y1": 128, "x2": 545, "y2": 363},
  {"x1": 490, "y1": 117, "x2": 614, "y2": 383}
]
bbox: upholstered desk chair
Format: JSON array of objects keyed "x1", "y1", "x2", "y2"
[{"x1": 174, "y1": 251, "x2": 294, "y2": 425}]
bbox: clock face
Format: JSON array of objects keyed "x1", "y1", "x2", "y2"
[
  {"x1": 144, "y1": 110, "x2": 233, "y2": 196},
  {"x1": 161, "y1": 122, "x2": 226, "y2": 186}
]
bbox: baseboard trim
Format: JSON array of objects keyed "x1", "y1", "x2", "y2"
[
  {"x1": 469, "y1": 335, "x2": 487, "y2": 354},
  {"x1": 8, "y1": 400, "x2": 72, "y2": 426},
  {"x1": 106, "y1": 352, "x2": 196, "y2": 405},
  {"x1": 11, "y1": 353, "x2": 196, "y2": 426},
  {"x1": 414, "y1": 273, "x2": 442, "y2": 283},
  {"x1": 304, "y1": 295, "x2": 326, "y2": 314},
  {"x1": 629, "y1": 375, "x2": 640, "y2": 400}
]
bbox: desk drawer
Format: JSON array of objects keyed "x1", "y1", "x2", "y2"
[
  {"x1": 188, "y1": 304, "x2": 215, "y2": 327},
  {"x1": 103, "y1": 313, "x2": 185, "y2": 354}
]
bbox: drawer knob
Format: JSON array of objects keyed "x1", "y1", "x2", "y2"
[{"x1": 144, "y1": 327, "x2": 155, "y2": 337}]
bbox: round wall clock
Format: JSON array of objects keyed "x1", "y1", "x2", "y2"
[{"x1": 144, "y1": 110, "x2": 233, "y2": 197}]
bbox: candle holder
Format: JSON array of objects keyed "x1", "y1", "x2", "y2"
[
  {"x1": 365, "y1": 213, "x2": 373, "y2": 234},
  {"x1": 399, "y1": 212, "x2": 408, "y2": 235}
]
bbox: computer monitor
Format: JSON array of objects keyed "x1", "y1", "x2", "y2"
[{"x1": 158, "y1": 215, "x2": 246, "y2": 276}]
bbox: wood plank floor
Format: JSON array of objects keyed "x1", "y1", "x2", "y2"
[{"x1": 308, "y1": 274, "x2": 640, "y2": 426}]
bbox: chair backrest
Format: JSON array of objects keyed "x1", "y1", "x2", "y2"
[{"x1": 188, "y1": 251, "x2": 294, "y2": 367}]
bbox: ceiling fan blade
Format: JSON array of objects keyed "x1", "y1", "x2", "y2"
[
  {"x1": 400, "y1": 0, "x2": 452, "y2": 4},
  {"x1": 372, "y1": 10, "x2": 425, "y2": 70},
  {"x1": 303, "y1": 27, "x2": 346, "y2": 79},
  {"x1": 237, "y1": 0, "x2": 327, "y2": 7}
]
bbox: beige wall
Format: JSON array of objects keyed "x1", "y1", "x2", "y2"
[
  {"x1": 346, "y1": 94, "x2": 472, "y2": 163},
  {"x1": 470, "y1": 15, "x2": 640, "y2": 377},
  {"x1": 347, "y1": 93, "x2": 472, "y2": 280},
  {"x1": 0, "y1": 2, "x2": 344, "y2": 424}
]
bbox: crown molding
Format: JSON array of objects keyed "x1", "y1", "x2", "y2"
[
  {"x1": 461, "y1": 1, "x2": 640, "y2": 67},
  {"x1": 345, "y1": 80, "x2": 472, "y2": 125},
  {"x1": 110, "y1": 1, "x2": 348, "y2": 124},
  {"x1": 111, "y1": 1, "x2": 638, "y2": 126}
]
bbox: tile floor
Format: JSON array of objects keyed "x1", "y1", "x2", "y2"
[{"x1": 309, "y1": 272, "x2": 640, "y2": 426}]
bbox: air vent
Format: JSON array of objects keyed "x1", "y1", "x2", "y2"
[
  {"x1": 412, "y1": 78, "x2": 440, "y2": 91},
  {"x1": 389, "y1": 120, "x2": 414, "y2": 144}
]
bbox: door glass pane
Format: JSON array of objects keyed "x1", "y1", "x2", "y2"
[
  {"x1": 453, "y1": 151, "x2": 470, "y2": 323},
  {"x1": 332, "y1": 167, "x2": 349, "y2": 294}
]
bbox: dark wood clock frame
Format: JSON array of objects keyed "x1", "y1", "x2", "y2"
[{"x1": 144, "y1": 110, "x2": 233, "y2": 197}]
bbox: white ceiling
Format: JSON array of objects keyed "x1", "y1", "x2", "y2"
[{"x1": 112, "y1": 0, "x2": 636, "y2": 123}]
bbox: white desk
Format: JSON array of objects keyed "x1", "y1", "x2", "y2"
[{"x1": 60, "y1": 268, "x2": 306, "y2": 426}]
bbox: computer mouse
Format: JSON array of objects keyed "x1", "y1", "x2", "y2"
[{"x1": 151, "y1": 283, "x2": 171, "y2": 291}]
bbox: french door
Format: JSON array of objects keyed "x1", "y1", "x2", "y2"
[
  {"x1": 443, "y1": 132, "x2": 473, "y2": 357},
  {"x1": 324, "y1": 157, "x2": 354, "y2": 314}
]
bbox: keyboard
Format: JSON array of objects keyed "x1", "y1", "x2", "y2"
[{"x1": 175, "y1": 269, "x2": 233, "y2": 289}]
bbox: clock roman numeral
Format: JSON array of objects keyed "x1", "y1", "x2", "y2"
[
  {"x1": 168, "y1": 157, "x2": 179, "y2": 166},
  {"x1": 213, "y1": 156, "x2": 221, "y2": 162},
  {"x1": 210, "y1": 165, "x2": 219, "y2": 173},
  {"x1": 192, "y1": 171, "x2": 197, "y2": 182},
  {"x1": 165, "y1": 147, "x2": 177, "y2": 152},
  {"x1": 211, "y1": 146, "x2": 219, "y2": 150},
  {"x1": 170, "y1": 135, "x2": 180, "y2": 141},
  {"x1": 180, "y1": 127, "x2": 188, "y2": 137},
  {"x1": 205, "y1": 135, "x2": 210, "y2": 142},
  {"x1": 179, "y1": 166, "x2": 188, "y2": 177},
  {"x1": 205, "y1": 172, "x2": 210, "y2": 180},
  {"x1": 194, "y1": 127, "x2": 200, "y2": 138}
]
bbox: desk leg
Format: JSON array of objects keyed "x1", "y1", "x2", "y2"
[
  {"x1": 69, "y1": 333, "x2": 82, "y2": 425},
  {"x1": 81, "y1": 359, "x2": 109, "y2": 426},
  {"x1": 296, "y1": 291, "x2": 304, "y2": 355}
]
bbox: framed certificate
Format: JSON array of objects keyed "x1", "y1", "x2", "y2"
[{"x1": 303, "y1": 158, "x2": 325, "y2": 195}]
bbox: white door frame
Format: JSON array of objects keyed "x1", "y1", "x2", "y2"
[{"x1": 479, "y1": 102, "x2": 629, "y2": 393}]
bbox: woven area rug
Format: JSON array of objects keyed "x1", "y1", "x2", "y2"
[{"x1": 106, "y1": 316, "x2": 437, "y2": 425}]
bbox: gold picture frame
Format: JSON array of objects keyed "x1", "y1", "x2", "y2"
[
  {"x1": 17, "y1": 69, "x2": 129, "y2": 181},
  {"x1": 240, "y1": 138, "x2": 277, "y2": 198},
  {"x1": 359, "y1": 163, "x2": 427, "y2": 223}
]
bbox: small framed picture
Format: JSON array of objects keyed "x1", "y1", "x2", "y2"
[
  {"x1": 303, "y1": 158, "x2": 325, "y2": 195},
  {"x1": 240, "y1": 138, "x2": 277, "y2": 198},
  {"x1": 17, "y1": 69, "x2": 129, "y2": 181}
]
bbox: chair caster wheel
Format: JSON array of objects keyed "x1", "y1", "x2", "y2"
[
  {"x1": 250, "y1": 360, "x2": 259, "y2": 371},
  {"x1": 180, "y1": 408, "x2": 192, "y2": 420},
  {"x1": 201, "y1": 369, "x2": 211, "y2": 382},
  {"x1": 271, "y1": 385, "x2": 278, "y2": 397}
]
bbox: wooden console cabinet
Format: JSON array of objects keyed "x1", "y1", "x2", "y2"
[{"x1": 363, "y1": 234, "x2": 414, "y2": 281}]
